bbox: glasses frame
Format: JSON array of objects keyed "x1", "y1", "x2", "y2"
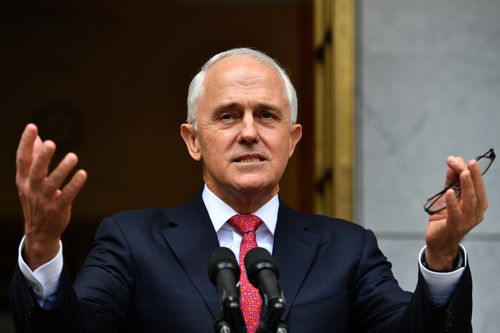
[{"x1": 424, "y1": 148, "x2": 496, "y2": 215}]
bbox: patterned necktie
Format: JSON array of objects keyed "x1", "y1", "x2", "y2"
[{"x1": 228, "y1": 214, "x2": 263, "y2": 333}]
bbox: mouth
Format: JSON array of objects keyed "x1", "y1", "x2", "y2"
[{"x1": 233, "y1": 155, "x2": 265, "y2": 163}]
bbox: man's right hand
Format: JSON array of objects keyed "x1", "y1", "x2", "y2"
[{"x1": 16, "y1": 124, "x2": 87, "y2": 270}]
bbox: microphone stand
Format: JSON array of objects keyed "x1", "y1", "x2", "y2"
[
  {"x1": 214, "y1": 296, "x2": 247, "y2": 333},
  {"x1": 214, "y1": 317, "x2": 232, "y2": 333},
  {"x1": 256, "y1": 294, "x2": 289, "y2": 333},
  {"x1": 214, "y1": 296, "x2": 289, "y2": 333},
  {"x1": 275, "y1": 321, "x2": 289, "y2": 333}
]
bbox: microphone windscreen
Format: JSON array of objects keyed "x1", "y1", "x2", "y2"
[
  {"x1": 244, "y1": 247, "x2": 279, "y2": 287},
  {"x1": 208, "y1": 247, "x2": 240, "y2": 285}
]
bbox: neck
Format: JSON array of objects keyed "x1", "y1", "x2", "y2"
[{"x1": 206, "y1": 184, "x2": 278, "y2": 214}]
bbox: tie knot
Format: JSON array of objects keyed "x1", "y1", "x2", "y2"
[{"x1": 228, "y1": 215, "x2": 262, "y2": 234}]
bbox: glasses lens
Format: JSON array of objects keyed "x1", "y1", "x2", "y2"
[
  {"x1": 426, "y1": 195, "x2": 447, "y2": 214},
  {"x1": 425, "y1": 149, "x2": 494, "y2": 215},
  {"x1": 477, "y1": 156, "x2": 493, "y2": 175},
  {"x1": 425, "y1": 187, "x2": 461, "y2": 214}
]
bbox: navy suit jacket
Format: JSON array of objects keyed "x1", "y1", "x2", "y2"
[{"x1": 11, "y1": 193, "x2": 472, "y2": 332}]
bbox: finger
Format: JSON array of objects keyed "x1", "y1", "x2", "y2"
[
  {"x1": 459, "y1": 170, "x2": 478, "y2": 227},
  {"x1": 468, "y1": 160, "x2": 488, "y2": 219},
  {"x1": 45, "y1": 153, "x2": 79, "y2": 193},
  {"x1": 58, "y1": 170, "x2": 88, "y2": 207},
  {"x1": 447, "y1": 156, "x2": 467, "y2": 174},
  {"x1": 29, "y1": 140, "x2": 56, "y2": 188},
  {"x1": 443, "y1": 156, "x2": 466, "y2": 186},
  {"x1": 16, "y1": 124, "x2": 38, "y2": 180},
  {"x1": 445, "y1": 188, "x2": 461, "y2": 228},
  {"x1": 443, "y1": 167, "x2": 457, "y2": 187},
  {"x1": 33, "y1": 135, "x2": 44, "y2": 156}
]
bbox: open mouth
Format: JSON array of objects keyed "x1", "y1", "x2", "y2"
[{"x1": 234, "y1": 156, "x2": 264, "y2": 163}]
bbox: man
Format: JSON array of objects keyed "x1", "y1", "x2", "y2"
[{"x1": 11, "y1": 48, "x2": 487, "y2": 332}]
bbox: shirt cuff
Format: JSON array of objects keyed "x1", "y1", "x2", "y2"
[
  {"x1": 418, "y1": 244, "x2": 467, "y2": 307},
  {"x1": 18, "y1": 236, "x2": 63, "y2": 307}
]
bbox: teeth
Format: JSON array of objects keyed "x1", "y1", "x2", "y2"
[{"x1": 239, "y1": 157, "x2": 261, "y2": 163}]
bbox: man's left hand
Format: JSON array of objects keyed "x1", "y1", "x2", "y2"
[{"x1": 424, "y1": 156, "x2": 488, "y2": 271}]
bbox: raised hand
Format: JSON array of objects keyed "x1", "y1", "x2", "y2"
[
  {"x1": 16, "y1": 124, "x2": 87, "y2": 270},
  {"x1": 424, "y1": 156, "x2": 488, "y2": 271}
]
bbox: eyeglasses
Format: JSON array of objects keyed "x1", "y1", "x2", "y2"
[{"x1": 424, "y1": 148, "x2": 495, "y2": 215}]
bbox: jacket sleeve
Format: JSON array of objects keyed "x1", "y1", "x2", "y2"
[
  {"x1": 10, "y1": 217, "x2": 134, "y2": 333},
  {"x1": 10, "y1": 263, "x2": 85, "y2": 333},
  {"x1": 351, "y1": 229, "x2": 472, "y2": 333}
]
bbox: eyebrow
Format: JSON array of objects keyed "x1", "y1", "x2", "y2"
[
  {"x1": 255, "y1": 103, "x2": 281, "y2": 113},
  {"x1": 213, "y1": 103, "x2": 243, "y2": 115},
  {"x1": 213, "y1": 102, "x2": 281, "y2": 114}
]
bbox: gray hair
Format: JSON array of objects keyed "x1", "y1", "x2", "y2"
[{"x1": 186, "y1": 48, "x2": 298, "y2": 126}]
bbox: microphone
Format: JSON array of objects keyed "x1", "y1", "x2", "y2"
[
  {"x1": 208, "y1": 247, "x2": 240, "y2": 305},
  {"x1": 208, "y1": 247, "x2": 246, "y2": 333},
  {"x1": 244, "y1": 247, "x2": 286, "y2": 333},
  {"x1": 244, "y1": 247, "x2": 283, "y2": 306}
]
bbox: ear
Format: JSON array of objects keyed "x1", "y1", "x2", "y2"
[
  {"x1": 288, "y1": 124, "x2": 302, "y2": 157},
  {"x1": 180, "y1": 123, "x2": 202, "y2": 161}
]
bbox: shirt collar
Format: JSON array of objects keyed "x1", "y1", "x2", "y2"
[{"x1": 202, "y1": 185, "x2": 279, "y2": 236}]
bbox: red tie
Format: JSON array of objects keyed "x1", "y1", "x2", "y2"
[{"x1": 228, "y1": 215, "x2": 263, "y2": 333}]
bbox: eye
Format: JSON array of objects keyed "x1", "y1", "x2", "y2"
[
  {"x1": 257, "y1": 110, "x2": 278, "y2": 120},
  {"x1": 260, "y1": 111, "x2": 274, "y2": 119},
  {"x1": 221, "y1": 113, "x2": 234, "y2": 120},
  {"x1": 218, "y1": 112, "x2": 240, "y2": 121}
]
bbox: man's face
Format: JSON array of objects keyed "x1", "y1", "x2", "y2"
[{"x1": 181, "y1": 56, "x2": 302, "y2": 205}]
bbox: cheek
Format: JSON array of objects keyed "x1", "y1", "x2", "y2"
[
  {"x1": 200, "y1": 130, "x2": 235, "y2": 152},
  {"x1": 268, "y1": 132, "x2": 292, "y2": 156},
  {"x1": 199, "y1": 134, "x2": 220, "y2": 154},
  {"x1": 199, "y1": 136, "x2": 230, "y2": 168}
]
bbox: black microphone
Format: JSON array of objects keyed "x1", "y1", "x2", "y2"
[
  {"x1": 244, "y1": 247, "x2": 286, "y2": 333},
  {"x1": 208, "y1": 247, "x2": 246, "y2": 333},
  {"x1": 244, "y1": 247, "x2": 283, "y2": 306},
  {"x1": 208, "y1": 247, "x2": 240, "y2": 305}
]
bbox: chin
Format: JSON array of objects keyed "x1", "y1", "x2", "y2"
[{"x1": 232, "y1": 179, "x2": 276, "y2": 195}]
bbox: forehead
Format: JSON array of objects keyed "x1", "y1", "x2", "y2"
[{"x1": 201, "y1": 55, "x2": 288, "y2": 104}]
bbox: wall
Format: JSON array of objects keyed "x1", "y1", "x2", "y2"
[
  {"x1": 0, "y1": 1, "x2": 310, "y2": 219},
  {"x1": 358, "y1": 0, "x2": 500, "y2": 331}
]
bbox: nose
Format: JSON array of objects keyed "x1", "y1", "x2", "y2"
[{"x1": 238, "y1": 112, "x2": 259, "y2": 144}]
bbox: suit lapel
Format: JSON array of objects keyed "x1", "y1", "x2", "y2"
[
  {"x1": 160, "y1": 194, "x2": 221, "y2": 318},
  {"x1": 272, "y1": 202, "x2": 320, "y2": 318},
  {"x1": 159, "y1": 195, "x2": 320, "y2": 320}
]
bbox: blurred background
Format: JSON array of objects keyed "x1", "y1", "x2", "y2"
[{"x1": 1, "y1": 0, "x2": 499, "y2": 332}]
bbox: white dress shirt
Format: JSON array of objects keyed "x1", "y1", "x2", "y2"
[
  {"x1": 202, "y1": 184, "x2": 277, "y2": 262},
  {"x1": 18, "y1": 185, "x2": 465, "y2": 308}
]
